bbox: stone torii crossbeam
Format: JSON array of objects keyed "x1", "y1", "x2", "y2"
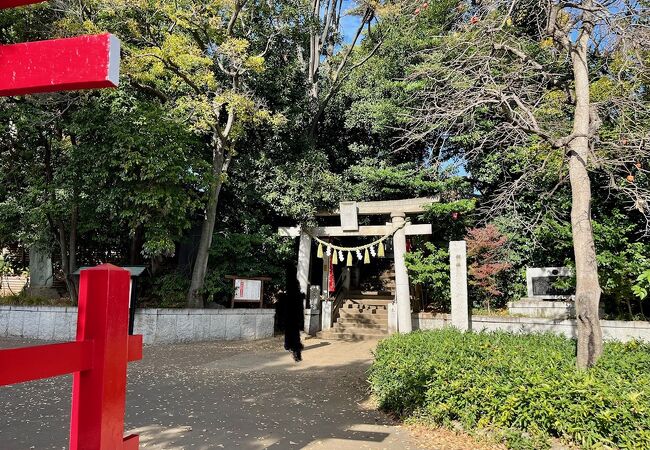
[{"x1": 279, "y1": 198, "x2": 436, "y2": 333}]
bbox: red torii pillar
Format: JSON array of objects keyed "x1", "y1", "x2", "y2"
[
  {"x1": 0, "y1": 265, "x2": 143, "y2": 449},
  {"x1": 0, "y1": 2, "x2": 140, "y2": 448}
]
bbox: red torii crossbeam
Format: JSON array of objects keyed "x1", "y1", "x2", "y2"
[
  {"x1": 0, "y1": 265, "x2": 143, "y2": 449},
  {"x1": 0, "y1": 0, "x2": 45, "y2": 8},
  {"x1": 0, "y1": 33, "x2": 120, "y2": 96}
]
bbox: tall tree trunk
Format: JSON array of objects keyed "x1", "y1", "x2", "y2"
[
  {"x1": 129, "y1": 225, "x2": 143, "y2": 265},
  {"x1": 186, "y1": 140, "x2": 227, "y2": 307},
  {"x1": 56, "y1": 219, "x2": 78, "y2": 305},
  {"x1": 568, "y1": 11, "x2": 603, "y2": 369}
]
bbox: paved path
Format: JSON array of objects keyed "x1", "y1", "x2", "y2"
[{"x1": 0, "y1": 336, "x2": 419, "y2": 449}]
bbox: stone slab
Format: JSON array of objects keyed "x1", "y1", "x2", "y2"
[
  {"x1": 37, "y1": 312, "x2": 55, "y2": 340},
  {"x1": 134, "y1": 313, "x2": 157, "y2": 344},
  {"x1": 226, "y1": 315, "x2": 242, "y2": 340},
  {"x1": 0, "y1": 309, "x2": 9, "y2": 337},
  {"x1": 154, "y1": 314, "x2": 177, "y2": 344},
  {"x1": 7, "y1": 310, "x2": 24, "y2": 337},
  {"x1": 241, "y1": 315, "x2": 256, "y2": 340},
  {"x1": 175, "y1": 314, "x2": 194, "y2": 342},
  {"x1": 208, "y1": 314, "x2": 227, "y2": 340},
  {"x1": 255, "y1": 315, "x2": 274, "y2": 339}
]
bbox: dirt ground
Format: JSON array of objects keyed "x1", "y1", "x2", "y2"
[{"x1": 1, "y1": 335, "x2": 512, "y2": 449}]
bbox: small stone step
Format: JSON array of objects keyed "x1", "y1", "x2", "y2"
[
  {"x1": 334, "y1": 322, "x2": 387, "y2": 331},
  {"x1": 347, "y1": 291, "x2": 394, "y2": 300},
  {"x1": 337, "y1": 316, "x2": 388, "y2": 325},
  {"x1": 339, "y1": 309, "x2": 388, "y2": 318},
  {"x1": 347, "y1": 299, "x2": 393, "y2": 307},
  {"x1": 317, "y1": 330, "x2": 387, "y2": 341}
]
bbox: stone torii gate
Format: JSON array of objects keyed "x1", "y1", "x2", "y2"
[{"x1": 279, "y1": 198, "x2": 435, "y2": 333}]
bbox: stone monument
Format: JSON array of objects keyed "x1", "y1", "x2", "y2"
[
  {"x1": 28, "y1": 247, "x2": 59, "y2": 298},
  {"x1": 508, "y1": 267, "x2": 575, "y2": 319}
]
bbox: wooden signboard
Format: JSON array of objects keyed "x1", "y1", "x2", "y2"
[{"x1": 225, "y1": 275, "x2": 271, "y2": 308}]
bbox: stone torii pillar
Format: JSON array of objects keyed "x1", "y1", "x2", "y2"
[
  {"x1": 297, "y1": 230, "x2": 312, "y2": 306},
  {"x1": 391, "y1": 212, "x2": 411, "y2": 333}
]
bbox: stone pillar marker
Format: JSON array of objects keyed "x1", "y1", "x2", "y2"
[
  {"x1": 392, "y1": 212, "x2": 412, "y2": 333},
  {"x1": 450, "y1": 240, "x2": 470, "y2": 331},
  {"x1": 297, "y1": 230, "x2": 312, "y2": 307},
  {"x1": 29, "y1": 247, "x2": 53, "y2": 288},
  {"x1": 321, "y1": 254, "x2": 330, "y2": 297},
  {"x1": 304, "y1": 286, "x2": 321, "y2": 335},
  {"x1": 28, "y1": 247, "x2": 59, "y2": 298}
]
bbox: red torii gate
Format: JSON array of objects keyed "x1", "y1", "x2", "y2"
[{"x1": 0, "y1": 1, "x2": 142, "y2": 448}]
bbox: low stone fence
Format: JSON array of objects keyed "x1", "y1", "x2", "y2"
[
  {"x1": 413, "y1": 313, "x2": 650, "y2": 342},
  {"x1": 0, "y1": 306, "x2": 275, "y2": 344}
]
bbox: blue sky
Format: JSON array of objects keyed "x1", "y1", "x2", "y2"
[{"x1": 339, "y1": 0, "x2": 363, "y2": 44}]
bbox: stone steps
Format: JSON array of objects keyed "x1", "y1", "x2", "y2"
[{"x1": 319, "y1": 294, "x2": 390, "y2": 341}]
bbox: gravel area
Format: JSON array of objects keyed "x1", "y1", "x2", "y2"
[{"x1": 1, "y1": 336, "x2": 419, "y2": 449}]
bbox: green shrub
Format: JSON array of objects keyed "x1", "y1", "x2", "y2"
[
  {"x1": 369, "y1": 329, "x2": 650, "y2": 449},
  {"x1": 150, "y1": 272, "x2": 189, "y2": 308}
]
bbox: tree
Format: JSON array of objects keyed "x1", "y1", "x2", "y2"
[
  {"x1": 403, "y1": 0, "x2": 649, "y2": 368},
  {"x1": 304, "y1": 0, "x2": 384, "y2": 137},
  {"x1": 62, "y1": 0, "x2": 292, "y2": 306}
]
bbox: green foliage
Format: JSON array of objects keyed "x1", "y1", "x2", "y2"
[
  {"x1": 203, "y1": 228, "x2": 293, "y2": 301},
  {"x1": 422, "y1": 197, "x2": 476, "y2": 242},
  {"x1": 345, "y1": 162, "x2": 443, "y2": 201},
  {"x1": 404, "y1": 243, "x2": 450, "y2": 311},
  {"x1": 150, "y1": 272, "x2": 190, "y2": 308},
  {"x1": 633, "y1": 270, "x2": 650, "y2": 301},
  {"x1": 0, "y1": 255, "x2": 12, "y2": 276},
  {"x1": 370, "y1": 329, "x2": 650, "y2": 449},
  {"x1": 592, "y1": 210, "x2": 650, "y2": 317}
]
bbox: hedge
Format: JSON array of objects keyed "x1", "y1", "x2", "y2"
[{"x1": 369, "y1": 329, "x2": 650, "y2": 449}]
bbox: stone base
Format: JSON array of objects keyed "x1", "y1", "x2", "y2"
[
  {"x1": 304, "y1": 309, "x2": 321, "y2": 336},
  {"x1": 508, "y1": 298, "x2": 575, "y2": 319}
]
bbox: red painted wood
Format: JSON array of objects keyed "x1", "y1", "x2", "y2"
[
  {"x1": 0, "y1": 264, "x2": 142, "y2": 448},
  {"x1": 0, "y1": 33, "x2": 120, "y2": 96},
  {"x1": 69, "y1": 264, "x2": 137, "y2": 449},
  {"x1": 0, "y1": 341, "x2": 92, "y2": 385},
  {"x1": 123, "y1": 434, "x2": 140, "y2": 450},
  {"x1": 128, "y1": 334, "x2": 144, "y2": 362},
  {"x1": 0, "y1": 0, "x2": 45, "y2": 8}
]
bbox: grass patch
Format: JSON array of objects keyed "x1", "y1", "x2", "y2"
[
  {"x1": 369, "y1": 329, "x2": 650, "y2": 449},
  {"x1": 0, "y1": 293, "x2": 73, "y2": 307}
]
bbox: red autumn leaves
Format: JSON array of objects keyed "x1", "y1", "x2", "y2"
[{"x1": 466, "y1": 224, "x2": 511, "y2": 297}]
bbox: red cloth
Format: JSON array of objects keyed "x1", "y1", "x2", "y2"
[{"x1": 328, "y1": 258, "x2": 335, "y2": 293}]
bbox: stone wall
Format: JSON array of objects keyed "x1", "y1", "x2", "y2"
[
  {"x1": 0, "y1": 306, "x2": 275, "y2": 344},
  {"x1": 412, "y1": 313, "x2": 650, "y2": 342}
]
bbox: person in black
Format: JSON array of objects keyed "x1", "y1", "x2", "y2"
[{"x1": 281, "y1": 263, "x2": 304, "y2": 362}]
